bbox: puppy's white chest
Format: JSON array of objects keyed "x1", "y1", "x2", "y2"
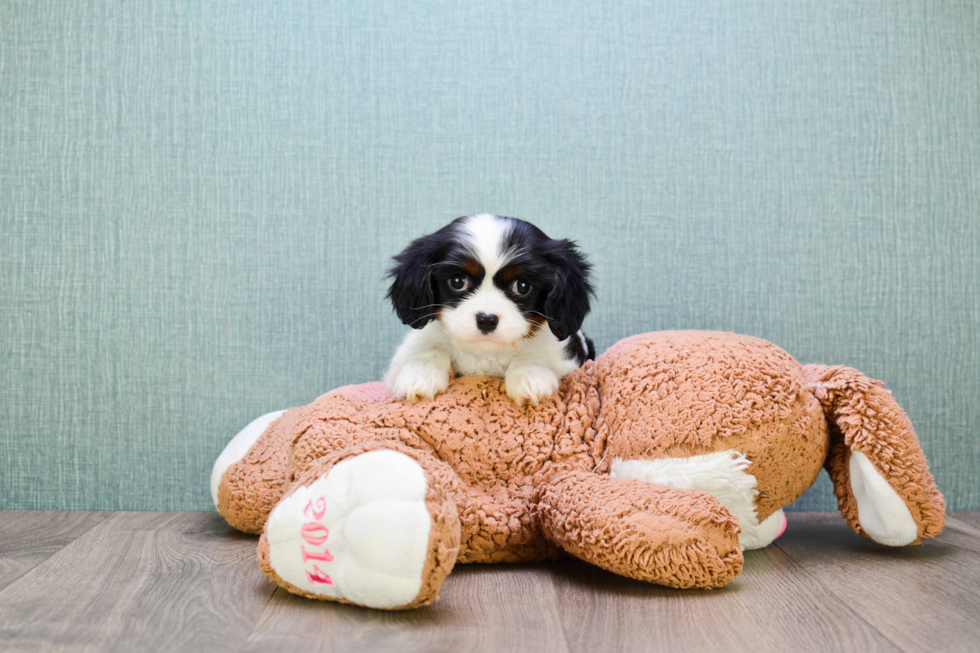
[{"x1": 450, "y1": 346, "x2": 519, "y2": 378}]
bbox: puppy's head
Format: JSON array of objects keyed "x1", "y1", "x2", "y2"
[{"x1": 387, "y1": 214, "x2": 593, "y2": 348}]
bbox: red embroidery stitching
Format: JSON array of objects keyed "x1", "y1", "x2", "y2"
[
  {"x1": 303, "y1": 497, "x2": 327, "y2": 520},
  {"x1": 300, "y1": 495, "x2": 334, "y2": 585},
  {"x1": 301, "y1": 522, "x2": 329, "y2": 546},
  {"x1": 306, "y1": 565, "x2": 333, "y2": 585},
  {"x1": 302, "y1": 545, "x2": 334, "y2": 563}
]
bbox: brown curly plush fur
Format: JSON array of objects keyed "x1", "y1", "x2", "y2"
[{"x1": 215, "y1": 331, "x2": 944, "y2": 608}]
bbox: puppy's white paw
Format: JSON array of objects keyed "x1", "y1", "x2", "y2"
[
  {"x1": 390, "y1": 360, "x2": 450, "y2": 402},
  {"x1": 505, "y1": 365, "x2": 560, "y2": 407}
]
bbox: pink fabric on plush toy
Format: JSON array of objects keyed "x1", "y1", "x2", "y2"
[{"x1": 775, "y1": 512, "x2": 788, "y2": 540}]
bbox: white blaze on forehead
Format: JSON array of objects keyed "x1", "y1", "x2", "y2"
[
  {"x1": 442, "y1": 214, "x2": 532, "y2": 349},
  {"x1": 458, "y1": 214, "x2": 514, "y2": 278}
]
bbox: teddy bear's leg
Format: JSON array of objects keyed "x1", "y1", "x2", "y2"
[
  {"x1": 804, "y1": 365, "x2": 945, "y2": 546},
  {"x1": 211, "y1": 410, "x2": 286, "y2": 509},
  {"x1": 212, "y1": 407, "x2": 302, "y2": 534},
  {"x1": 258, "y1": 441, "x2": 461, "y2": 610},
  {"x1": 535, "y1": 466, "x2": 744, "y2": 589}
]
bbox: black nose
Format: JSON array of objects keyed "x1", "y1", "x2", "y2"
[{"x1": 476, "y1": 313, "x2": 499, "y2": 334}]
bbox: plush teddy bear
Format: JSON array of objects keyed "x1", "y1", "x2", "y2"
[{"x1": 211, "y1": 331, "x2": 944, "y2": 610}]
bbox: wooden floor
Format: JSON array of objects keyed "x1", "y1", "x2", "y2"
[{"x1": 0, "y1": 511, "x2": 977, "y2": 653}]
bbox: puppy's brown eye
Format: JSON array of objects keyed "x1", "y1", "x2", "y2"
[
  {"x1": 511, "y1": 279, "x2": 532, "y2": 297},
  {"x1": 448, "y1": 275, "x2": 470, "y2": 292}
]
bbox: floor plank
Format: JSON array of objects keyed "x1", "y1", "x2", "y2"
[
  {"x1": 551, "y1": 548, "x2": 899, "y2": 653},
  {"x1": 0, "y1": 511, "x2": 110, "y2": 592},
  {"x1": 943, "y1": 514, "x2": 980, "y2": 554},
  {"x1": 240, "y1": 563, "x2": 570, "y2": 653},
  {"x1": 0, "y1": 512, "x2": 274, "y2": 653},
  {"x1": 774, "y1": 512, "x2": 980, "y2": 653},
  {"x1": 0, "y1": 511, "x2": 976, "y2": 653},
  {"x1": 947, "y1": 511, "x2": 980, "y2": 532}
]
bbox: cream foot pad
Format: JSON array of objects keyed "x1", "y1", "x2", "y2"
[{"x1": 263, "y1": 450, "x2": 434, "y2": 609}]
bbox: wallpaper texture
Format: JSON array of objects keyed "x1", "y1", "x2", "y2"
[{"x1": 1, "y1": 1, "x2": 977, "y2": 511}]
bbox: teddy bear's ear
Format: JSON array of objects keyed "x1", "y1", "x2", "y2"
[
  {"x1": 804, "y1": 364, "x2": 945, "y2": 546},
  {"x1": 386, "y1": 231, "x2": 447, "y2": 329},
  {"x1": 543, "y1": 239, "x2": 594, "y2": 341}
]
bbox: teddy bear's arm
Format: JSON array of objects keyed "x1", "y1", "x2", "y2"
[{"x1": 534, "y1": 465, "x2": 744, "y2": 589}]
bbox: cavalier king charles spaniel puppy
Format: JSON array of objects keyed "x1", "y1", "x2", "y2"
[{"x1": 384, "y1": 214, "x2": 595, "y2": 406}]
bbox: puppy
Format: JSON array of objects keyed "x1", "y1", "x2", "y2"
[{"x1": 384, "y1": 214, "x2": 595, "y2": 406}]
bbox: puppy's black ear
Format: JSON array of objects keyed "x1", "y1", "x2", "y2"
[
  {"x1": 386, "y1": 232, "x2": 445, "y2": 329},
  {"x1": 543, "y1": 239, "x2": 594, "y2": 341}
]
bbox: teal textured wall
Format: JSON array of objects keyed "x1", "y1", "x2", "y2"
[{"x1": 1, "y1": 1, "x2": 977, "y2": 511}]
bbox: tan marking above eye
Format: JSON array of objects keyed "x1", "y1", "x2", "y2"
[
  {"x1": 461, "y1": 259, "x2": 481, "y2": 276},
  {"x1": 499, "y1": 266, "x2": 524, "y2": 281}
]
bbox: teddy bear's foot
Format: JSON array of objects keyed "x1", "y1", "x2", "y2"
[{"x1": 258, "y1": 449, "x2": 460, "y2": 610}]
